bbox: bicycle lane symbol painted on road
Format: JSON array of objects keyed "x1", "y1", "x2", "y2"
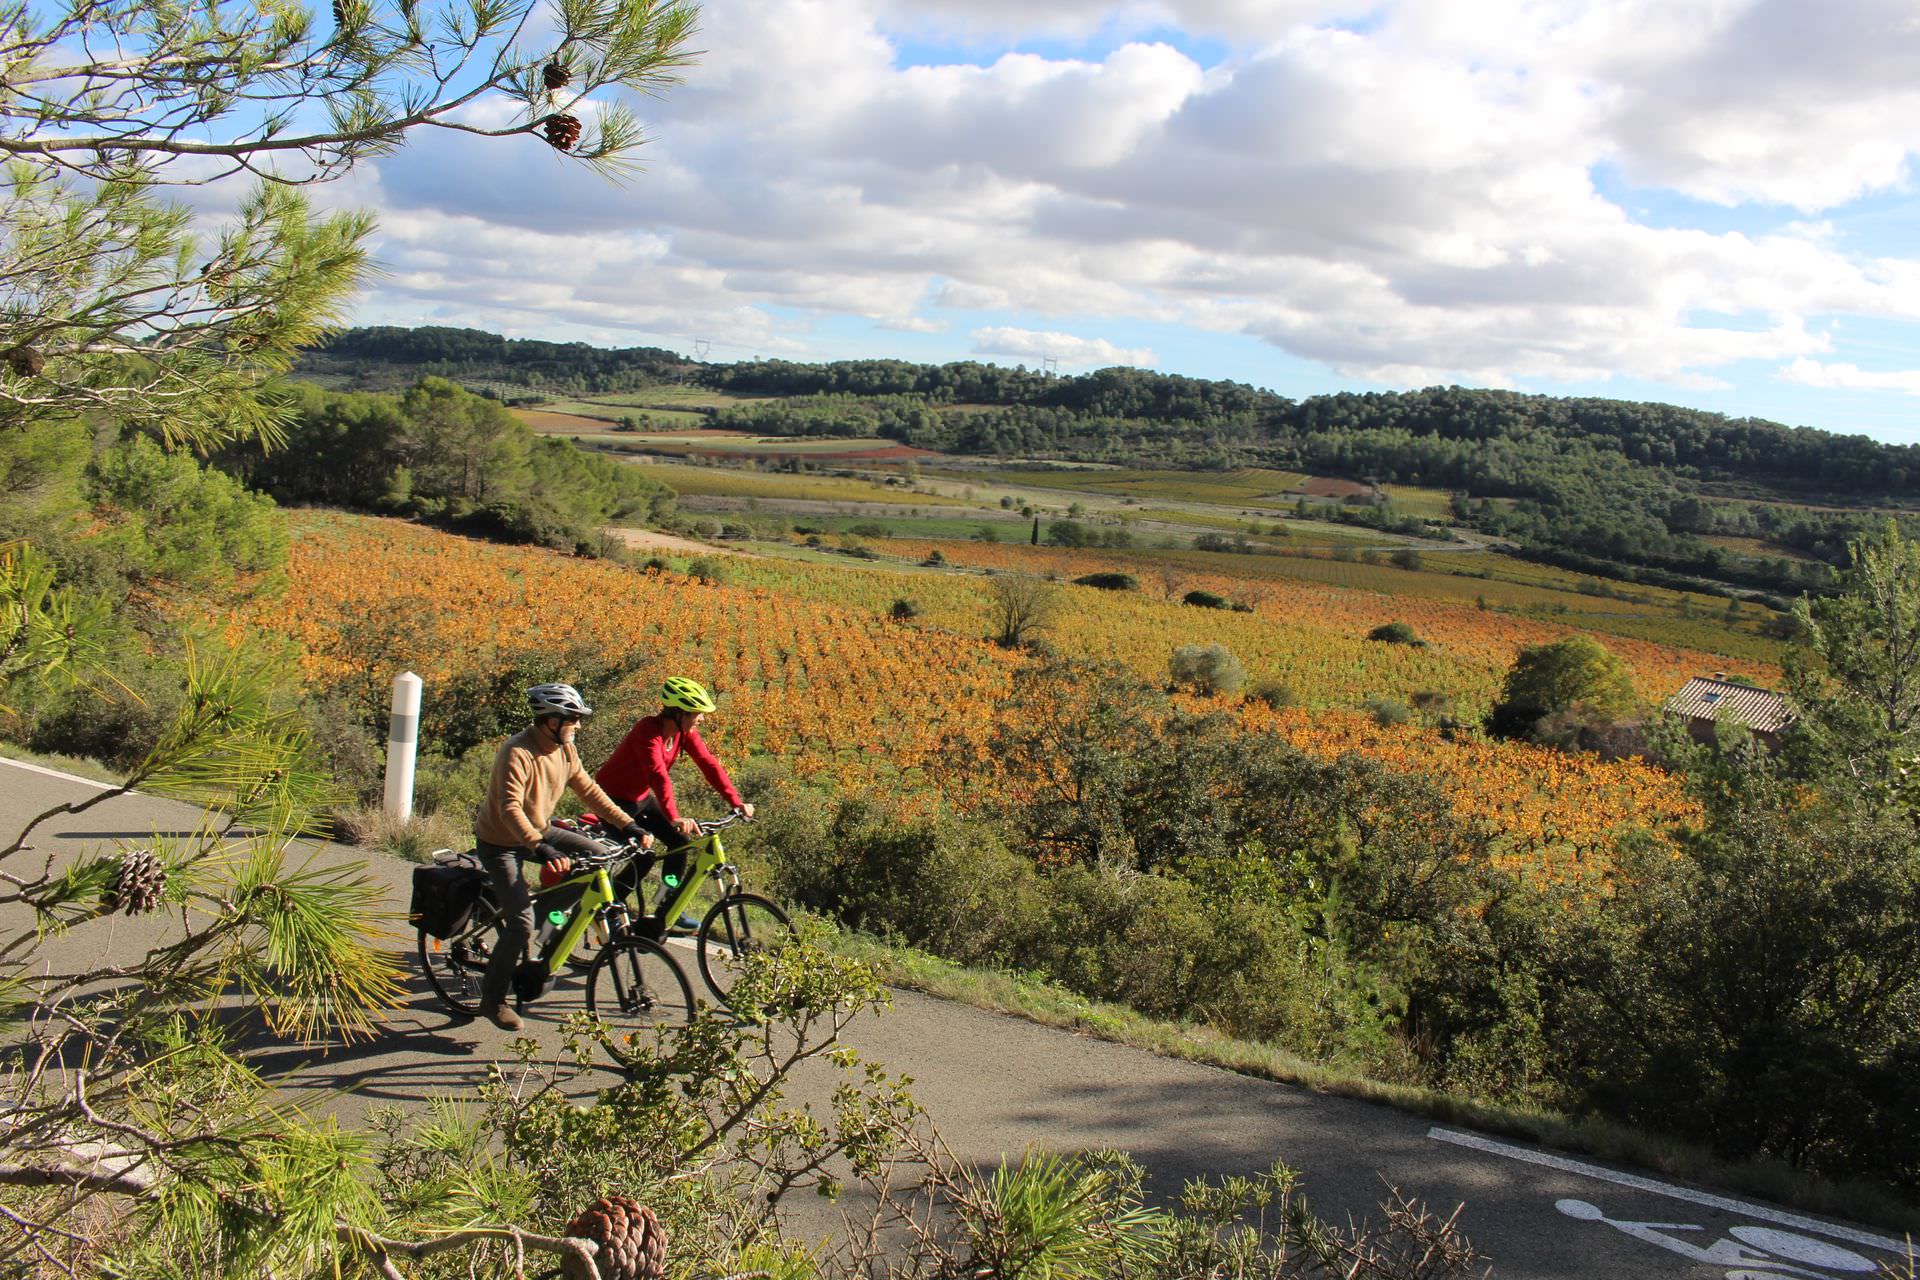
[{"x1": 1554, "y1": 1199, "x2": 1882, "y2": 1279}]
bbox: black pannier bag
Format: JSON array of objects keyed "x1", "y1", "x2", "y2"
[{"x1": 410, "y1": 856, "x2": 485, "y2": 939}]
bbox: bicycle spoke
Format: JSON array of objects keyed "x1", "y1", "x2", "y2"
[
  {"x1": 587, "y1": 938, "x2": 694, "y2": 1066},
  {"x1": 696, "y1": 893, "x2": 793, "y2": 1009}
]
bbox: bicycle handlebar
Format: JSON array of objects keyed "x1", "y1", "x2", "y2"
[{"x1": 692, "y1": 808, "x2": 753, "y2": 838}]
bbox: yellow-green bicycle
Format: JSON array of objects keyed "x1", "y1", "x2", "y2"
[
  {"x1": 416, "y1": 810, "x2": 790, "y2": 1062},
  {"x1": 643, "y1": 808, "x2": 792, "y2": 1006},
  {"x1": 417, "y1": 835, "x2": 696, "y2": 1063}
]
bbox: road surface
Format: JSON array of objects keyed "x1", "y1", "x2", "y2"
[{"x1": 2, "y1": 757, "x2": 1907, "y2": 1279}]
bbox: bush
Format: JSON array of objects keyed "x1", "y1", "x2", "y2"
[
  {"x1": 1182, "y1": 589, "x2": 1230, "y2": 610},
  {"x1": 1367, "y1": 621, "x2": 1424, "y2": 646},
  {"x1": 756, "y1": 792, "x2": 1045, "y2": 967},
  {"x1": 922, "y1": 549, "x2": 945, "y2": 566},
  {"x1": 848, "y1": 521, "x2": 889, "y2": 538},
  {"x1": 1363, "y1": 695, "x2": 1412, "y2": 727},
  {"x1": 889, "y1": 598, "x2": 920, "y2": 621},
  {"x1": 25, "y1": 651, "x2": 185, "y2": 770},
  {"x1": 1024, "y1": 866, "x2": 1399, "y2": 1060},
  {"x1": 1169, "y1": 643, "x2": 1247, "y2": 697},
  {"x1": 686, "y1": 555, "x2": 728, "y2": 584},
  {"x1": 1390, "y1": 548, "x2": 1424, "y2": 571},
  {"x1": 1247, "y1": 680, "x2": 1298, "y2": 709},
  {"x1": 1072, "y1": 572, "x2": 1138, "y2": 591}
]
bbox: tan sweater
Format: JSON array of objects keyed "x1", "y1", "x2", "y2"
[{"x1": 473, "y1": 727, "x2": 634, "y2": 849}]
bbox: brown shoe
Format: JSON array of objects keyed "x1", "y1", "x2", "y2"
[{"x1": 483, "y1": 1003, "x2": 523, "y2": 1032}]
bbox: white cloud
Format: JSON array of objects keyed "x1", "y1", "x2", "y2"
[
  {"x1": 337, "y1": 0, "x2": 1920, "y2": 401},
  {"x1": 1781, "y1": 358, "x2": 1920, "y2": 397},
  {"x1": 971, "y1": 326, "x2": 1156, "y2": 367}
]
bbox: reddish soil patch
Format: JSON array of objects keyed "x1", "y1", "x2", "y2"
[{"x1": 1292, "y1": 476, "x2": 1376, "y2": 499}]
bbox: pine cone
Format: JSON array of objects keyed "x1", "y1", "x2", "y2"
[
  {"x1": 544, "y1": 113, "x2": 583, "y2": 152},
  {"x1": 543, "y1": 60, "x2": 572, "y2": 91},
  {"x1": 564, "y1": 1195, "x2": 665, "y2": 1280},
  {"x1": 102, "y1": 848, "x2": 166, "y2": 917},
  {"x1": 2, "y1": 345, "x2": 43, "y2": 377}
]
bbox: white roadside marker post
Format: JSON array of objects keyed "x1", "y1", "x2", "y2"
[{"x1": 383, "y1": 671, "x2": 424, "y2": 822}]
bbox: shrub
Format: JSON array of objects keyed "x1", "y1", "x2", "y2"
[
  {"x1": 756, "y1": 792, "x2": 1044, "y2": 967},
  {"x1": 889, "y1": 598, "x2": 920, "y2": 621},
  {"x1": 1045, "y1": 520, "x2": 1091, "y2": 548},
  {"x1": 923, "y1": 549, "x2": 945, "y2": 566},
  {"x1": 1489, "y1": 635, "x2": 1637, "y2": 739},
  {"x1": 1169, "y1": 643, "x2": 1247, "y2": 697},
  {"x1": 1367, "y1": 621, "x2": 1424, "y2": 646},
  {"x1": 1390, "y1": 548, "x2": 1424, "y2": 571},
  {"x1": 1182, "y1": 589, "x2": 1230, "y2": 610},
  {"x1": 26, "y1": 650, "x2": 185, "y2": 770},
  {"x1": 685, "y1": 555, "x2": 728, "y2": 584},
  {"x1": 1363, "y1": 695, "x2": 1412, "y2": 727},
  {"x1": 1073, "y1": 572, "x2": 1138, "y2": 591},
  {"x1": 848, "y1": 521, "x2": 889, "y2": 538},
  {"x1": 1247, "y1": 680, "x2": 1298, "y2": 709}
]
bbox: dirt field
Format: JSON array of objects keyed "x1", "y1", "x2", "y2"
[{"x1": 604, "y1": 527, "x2": 731, "y2": 555}]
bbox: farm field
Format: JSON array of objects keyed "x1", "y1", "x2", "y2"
[
  {"x1": 536, "y1": 400, "x2": 710, "y2": 427},
  {"x1": 626, "y1": 459, "x2": 970, "y2": 505},
  {"x1": 595, "y1": 433, "x2": 933, "y2": 460},
  {"x1": 962, "y1": 467, "x2": 1312, "y2": 505},
  {"x1": 1380, "y1": 484, "x2": 1457, "y2": 518},
  {"x1": 626, "y1": 454, "x2": 1790, "y2": 664},
  {"x1": 1700, "y1": 533, "x2": 1824, "y2": 561},
  {"x1": 238, "y1": 513, "x2": 1707, "y2": 874}
]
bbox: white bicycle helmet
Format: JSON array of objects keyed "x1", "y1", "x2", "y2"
[{"x1": 527, "y1": 682, "x2": 593, "y2": 719}]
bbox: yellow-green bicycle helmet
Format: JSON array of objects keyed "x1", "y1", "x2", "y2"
[{"x1": 661, "y1": 676, "x2": 717, "y2": 713}]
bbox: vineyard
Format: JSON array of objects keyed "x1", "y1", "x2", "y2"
[{"x1": 233, "y1": 514, "x2": 1713, "y2": 874}]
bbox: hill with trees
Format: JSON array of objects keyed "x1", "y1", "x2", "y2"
[{"x1": 300, "y1": 328, "x2": 1920, "y2": 598}]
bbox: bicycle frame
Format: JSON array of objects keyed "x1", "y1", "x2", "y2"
[
  {"x1": 532, "y1": 861, "x2": 625, "y2": 975},
  {"x1": 653, "y1": 830, "x2": 742, "y2": 926}
]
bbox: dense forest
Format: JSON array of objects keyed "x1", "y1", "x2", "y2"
[
  {"x1": 299, "y1": 328, "x2": 1920, "y2": 596},
  {"x1": 217, "y1": 378, "x2": 671, "y2": 548},
  {"x1": 298, "y1": 325, "x2": 692, "y2": 393}
]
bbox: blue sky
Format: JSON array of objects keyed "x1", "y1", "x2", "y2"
[{"x1": 353, "y1": 0, "x2": 1920, "y2": 445}]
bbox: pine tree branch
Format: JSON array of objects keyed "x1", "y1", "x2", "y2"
[{"x1": 336, "y1": 1222, "x2": 604, "y2": 1279}]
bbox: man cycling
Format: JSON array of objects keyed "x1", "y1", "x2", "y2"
[
  {"x1": 472, "y1": 683, "x2": 646, "y2": 1031},
  {"x1": 594, "y1": 676, "x2": 755, "y2": 937}
]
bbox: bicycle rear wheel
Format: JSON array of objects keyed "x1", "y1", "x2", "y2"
[
  {"x1": 696, "y1": 893, "x2": 794, "y2": 1007},
  {"x1": 586, "y1": 937, "x2": 696, "y2": 1066},
  {"x1": 418, "y1": 890, "x2": 502, "y2": 1016}
]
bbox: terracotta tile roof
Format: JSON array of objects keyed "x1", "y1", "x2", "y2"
[{"x1": 1665, "y1": 677, "x2": 1795, "y2": 733}]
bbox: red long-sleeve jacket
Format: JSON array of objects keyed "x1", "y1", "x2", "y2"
[{"x1": 594, "y1": 713, "x2": 744, "y2": 822}]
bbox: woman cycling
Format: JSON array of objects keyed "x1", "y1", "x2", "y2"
[{"x1": 594, "y1": 676, "x2": 755, "y2": 936}]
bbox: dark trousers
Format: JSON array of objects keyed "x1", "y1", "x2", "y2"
[
  {"x1": 474, "y1": 825, "x2": 606, "y2": 1009},
  {"x1": 614, "y1": 794, "x2": 690, "y2": 927}
]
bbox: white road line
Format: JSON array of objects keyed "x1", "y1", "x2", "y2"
[
  {"x1": 0, "y1": 756, "x2": 117, "y2": 792},
  {"x1": 1427, "y1": 1127, "x2": 1911, "y2": 1256}
]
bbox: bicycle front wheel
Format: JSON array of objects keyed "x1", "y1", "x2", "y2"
[
  {"x1": 696, "y1": 893, "x2": 794, "y2": 1007},
  {"x1": 418, "y1": 891, "x2": 502, "y2": 1016},
  {"x1": 586, "y1": 937, "x2": 695, "y2": 1065}
]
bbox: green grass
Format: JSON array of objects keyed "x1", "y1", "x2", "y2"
[
  {"x1": 821, "y1": 926, "x2": 1920, "y2": 1236},
  {"x1": 0, "y1": 741, "x2": 121, "y2": 785}
]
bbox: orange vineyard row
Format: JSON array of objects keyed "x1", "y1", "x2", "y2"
[{"x1": 228, "y1": 515, "x2": 1698, "y2": 872}]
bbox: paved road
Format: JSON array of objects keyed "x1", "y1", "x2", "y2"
[{"x1": 2, "y1": 758, "x2": 1908, "y2": 1280}]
